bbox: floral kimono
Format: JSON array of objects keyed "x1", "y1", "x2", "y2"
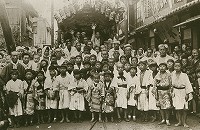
[
  {"x1": 171, "y1": 72, "x2": 193, "y2": 110},
  {"x1": 102, "y1": 81, "x2": 115, "y2": 113},
  {"x1": 23, "y1": 79, "x2": 36, "y2": 115},
  {"x1": 87, "y1": 81, "x2": 104, "y2": 112},
  {"x1": 154, "y1": 72, "x2": 172, "y2": 110},
  {"x1": 69, "y1": 78, "x2": 88, "y2": 111},
  {"x1": 33, "y1": 80, "x2": 46, "y2": 110}
]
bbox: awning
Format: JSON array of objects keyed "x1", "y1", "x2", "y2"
[
  {"x1": 173, "y1": 15, "x2": 200, "y2": 27},
  {"x1": 135, "y1": 0, "x2": 200, "y2": 31}
]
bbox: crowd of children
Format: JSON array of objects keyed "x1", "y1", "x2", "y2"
[{"x1": 0, "y1": 31, "x2": 200, "y2": 129}]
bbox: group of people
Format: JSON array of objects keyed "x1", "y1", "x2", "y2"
[{"x1": 0, "y1": 29, "x2": 200, "y2": 130}]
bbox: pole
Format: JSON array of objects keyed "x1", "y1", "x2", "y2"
[
  {"x1": 51, "y1": 0, "x2": 54, "y2": 48},
  {"x1": 125, "y1": 0, "x2": 129, "y2": 44},
  {"x1": 0, "y1": 0, "x2": 16, "y2": 54}
]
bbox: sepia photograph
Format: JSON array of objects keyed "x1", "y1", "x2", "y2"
[{"x1": 0, "y1": 0, "x2": 200, "y2": 130}]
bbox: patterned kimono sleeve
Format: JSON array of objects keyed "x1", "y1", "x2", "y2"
[
  {"x1": 85, "y1": 84, "x2": 92, "y2": 102},
  {"x1": 17, "y1": 80, "x2": 24, "y2": 96},
  {"x1": 168, "y1": 74, "x2": 173, "y2": 94},
  {"x1": 23, "y1": 81, "x2": 28, "y2": 90},
  {"x1": 100, "y1": 82, "x2": 105, "y2": 97}
]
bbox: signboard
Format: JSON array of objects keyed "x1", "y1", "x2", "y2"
[{"x1": 136, "y1": 0, "x2": 195, "y2": 28}]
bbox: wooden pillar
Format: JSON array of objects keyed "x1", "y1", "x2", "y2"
[
  {"x1": 51, "y1": 0, "x2": 54, "y2": 48},
  {"x1": 0, "y1": 0, "x2": 16, "y2": 54},
  {"x1": 125, "y1": 0, "x2": 129, "y2": 44}
]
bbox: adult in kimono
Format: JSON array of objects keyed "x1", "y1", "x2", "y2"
[
  {"x1": 55, "y1": 48, "x2": 65, "y2": 66},
  {"x1": 137, "y1": 60, "x2": 153, "y2": 122},
  {"x1": 0, "y1": 51, "x2": 25, "y2": 85},
  {"x1": 172, "y1": 60, "x2": 193, "y2": 128},
  {"x1": 64, "y1": 40, "x2": 76, "y2": 61},
  {"x1": 112, "y1": 62, "x2": 129, "y2": 122},
  {"x1": 19, "y1": 53, "x2": 32, "y2": 70}
]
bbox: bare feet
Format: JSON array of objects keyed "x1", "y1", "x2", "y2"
[
  {"x1": 90, "y1": 118, "x2": 95, "y2": 122},
  {"x1": 158, "y1": 120, "x2": 165, "y2": 125},
  {"x1": 60, "y1": 118, "x2": 64, "y2": 123},
  {"x1": 166, "y1": 120, "x2": 170, "y2": 126},
  {"x1": 183, "y1": 124, "x2": 189, "y2": 128},
  {"x1": 175, "y1": 123, "x2": 182, "y2": 127}
]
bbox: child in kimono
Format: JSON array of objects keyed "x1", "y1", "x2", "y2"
[
  {"x1": 5, "y1": 69, "x2": 23, "y2": 128},
  {"x1": 44, "y1": 66, "x2": 59, "y2": 123},
  {"x1": 127, "y1": 67, "x2": 140, "y2": 121},
  {"x1": 69, "y1": 69, "x2": 88, "y2": 122},
  {"x1": 172, "y1": 61, "x2": 193, "y2": 128},
  {"x1": 112, "y1": 62, "x2": 128, "y2": 122},
  {"x1": 55, "y1": 64, "x2": 71, "y2": 123},
  {"x1": 124, "y1": 62, "x2": 131, "y2": 79},
  {"x1": 137, "y1": 61, "x2": 153, "y2": 122},
  {"x1": 102, "y1": 71, "x2": 115, "y2": 122},
  {"x1": 23, "y1": 69, "x2": 36, "y2": 126},
  {"x1": 87, "y1": 73, "x2": 104, "y2": 122},
  {"x1": 148, "y1": 61, "x2": 159, "y2": 122},
  {"x1": 155, "y1": 63, "x2": 172, "y2": 126},
  {"x1": 33, "y1": 71, "x2": 46, "y2": 124}
]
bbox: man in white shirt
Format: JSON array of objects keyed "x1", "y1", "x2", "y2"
[
  {"x1": 63, "y1": 40, "x2": 76, "y2": 61},
  {"x1": 109, "y1": 41, "x2": 124, "y2": 58},
  {"x1": 155, "y1": 44, "x2": 175, "y2": 65}
]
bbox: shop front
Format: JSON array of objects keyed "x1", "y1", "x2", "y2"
[{"x1": 133, "y1": 0, "x2": 200, "y2": 51}]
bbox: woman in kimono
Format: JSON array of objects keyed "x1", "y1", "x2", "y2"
[
  {"x1": 44, "y1": 66, "x2": 59, "y2": 123},
  {"x1": 33, "y1": 71, "x2": 46, "y2": 124},
  {"x1": 155, "y1": 63, "x2": 172, "y2": 126},
  {"x1": 55, "y1": 64, "x2": 71, "y2": 123},
  {"x1": 172, "y1": 61, "x2": 193, "y2": 128},
  {"x1": 69, "y1": 69, "x2": 88, "y2": 122},
  {"x1": 23, "y1": 69, "x2": 36, "y2": 126},
  {"x1": 112, "y1": 62, "x2": 128, "y2": 122},
  {"x1": 102, "y1": 71, "x2": 115, "y2": 122},
  {"x1": 87, "y1": 73, "x2": 104, "y2": 122},
  {"x1": 137, "y1": 61, "x2": 153, "y2": 122},
  {"x1": 126, "y1": 67, "x2": 140, "y2": 122},
  {"x1": 5, "y1": 70, "x2": 24, "y2": 128},
  {"x1": 41, "y1": 46, "x2": 51, "y2": 62},
  {"x1": 148, "y1": 61, "x2": 159, "y2": 122}
]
